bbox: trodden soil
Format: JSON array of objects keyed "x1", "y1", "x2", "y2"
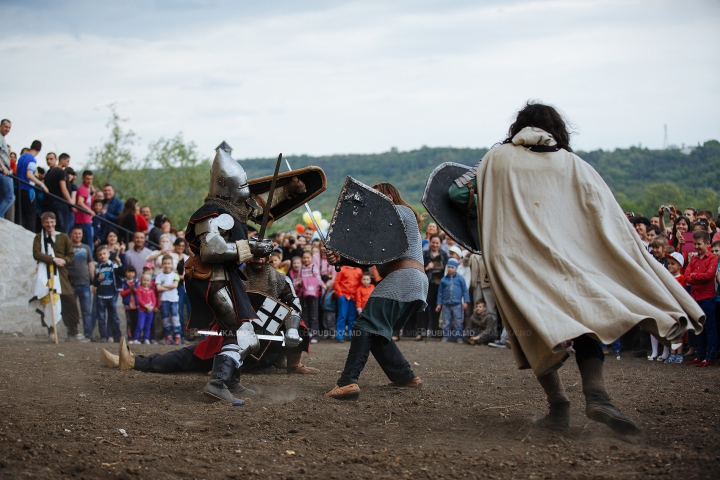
[{"x1": 0, "y1": 336, "x2": 718, "y2": 479}]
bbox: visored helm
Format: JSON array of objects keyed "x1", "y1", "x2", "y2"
[{"x1": 208, "y1": 148, "x2": 250, "y2": 205}]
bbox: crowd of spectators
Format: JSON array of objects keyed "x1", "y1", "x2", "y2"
[{"x1": 4, "y1": 121, "x2": 719, "y2": 366}]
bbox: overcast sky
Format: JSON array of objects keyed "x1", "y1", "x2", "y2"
[{"x1": 1, "y1": 0, "x2": 718, "y2": 164}]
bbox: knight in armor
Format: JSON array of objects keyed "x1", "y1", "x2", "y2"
[
  {"x1": 441, "y1": 102, "x2": 704, "y2": 435},
  {"x1": 324, "y1": 183, "x2": 429, "y2": 400},
  {"x1": 99, "y1": 257, "x2": 318, "y2": 390},
  {"x1": 180, "y1": 148, "x2": 289, "y2": 402}
]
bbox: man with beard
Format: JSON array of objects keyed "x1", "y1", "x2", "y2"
[{"x1": 99, "y1": 257, "x2": 318, "y2": 393}]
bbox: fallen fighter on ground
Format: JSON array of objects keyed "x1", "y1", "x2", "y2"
[{"x1": 100, "y1": 257, "x2": 318, "y2": 395}]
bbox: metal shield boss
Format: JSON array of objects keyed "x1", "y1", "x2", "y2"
[
  {"x1": 422, "y1": 162, "x2": 481, "y2": 254},
  {"x1": 246, "y1": 291, "x2": 293, "y2": 361},
  {"x1": 325, "y1": 176, "x2": 409, "y2": 264}
]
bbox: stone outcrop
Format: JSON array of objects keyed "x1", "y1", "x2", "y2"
[{"x1": 0, "y1": 218, "x2": 45, "y2": 336}]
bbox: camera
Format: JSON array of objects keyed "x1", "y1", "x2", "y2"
[{"x1": 663, "y1": 206, "x2": 670, "y2": 212}]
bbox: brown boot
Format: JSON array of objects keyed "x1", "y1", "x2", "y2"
[
  {"x1": 100, "y1": 349, "x2": 119, "y2": 368},
  {"x1": 535, "y1": 370, "x2": 570, "y2": 430},
  {"x1": 119, "y1": 337, "x2": 136, "y2": 371},
  {"x1": 325, "y1": 384, "x2": 360, "y2": 400},
  {"x1": 579, "y1": 358, "x2": 641, "y2": 435},
  {"x1": 388, "y1": 376, "x2": 422, "y2": 388},
  {"x1": 286, "y1": 351, "x2": 319, "y2": 374}
]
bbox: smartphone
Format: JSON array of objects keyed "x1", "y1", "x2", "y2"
[{"x1": 681, "y1": 232, "x2": 695, "y2": 254}]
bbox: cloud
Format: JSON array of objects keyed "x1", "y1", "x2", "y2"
[{"x1": 1, "y1": 0, "x2": 718, "y2": 165}]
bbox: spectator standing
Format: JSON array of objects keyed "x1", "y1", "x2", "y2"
[
  {"x1": 173, "y1": 238, "x2": 190, "y2": 339},
  {"x1": 435, "y1": 258, "x2": 470, "y2": 343},
  {"x1": 16, "y1": 140, "x2": 47, "y2": 231},
  {"x1": 666, "y1": 252, "x2": 686, "y2": 363},
  {"x1": 321, "y1": 279, "x2": 336, "y2": 339},
  {"x1": 133, "y1": 272, "x2": 157, "y2": 344},
  {"x1": 686, "y1": 231, "x2": 718, "y2": 367},
  {"x1": 298, "y1": 250, "x2": 325, "y2": 343},
  {"x1": 147, "y1": 234, "x2": 177, "y2": 275},
  {"x1": 43, "y1": 153, "x2": 74, "y2": 234},
  {"x1": 147, "y1": 214, "x2": 167, "y2": 249},
  {"x1": 118, "y1": 197, "x2": 148, "y2": 244},
  {"x1": 0, "y1": 119, "x2": 14, "y2": 219},
  {"x1": 630, "y1": 216, "x2": 652, "y2": 253},
  {"x1": 93, "y1": 245, "x2": 124, "y2": 343},
  {"x1": 91, "y1": 199, "x2": 108, "y2": 248},
  {"x1": 333, "y1": 265, "x2": 363, "y2": 342},
  {"x1": 74, "y1": 171, "x2": 95, "y2": 252},
  {"x1": 354, "y1": 272, "x2": 375, "y2": 318},
  {"x1": 155, "y1": 255, "x2": 181, "y2": 345},
  {"x1": 120, "y1": 266, "x2": 140, "y2": 341},
  {"x1": 66, "y1": 226, "x2": 95, "y2": 341},
  {"x1": 33, "y1": 212, "x2": 84, "y2": 341},
  {"x1": 100, "y1": 184, "x2": 123, "y2": 225},
  {"x1": 140, "y1": 205, "x2": 153, "y2": 231},
  {"x1": 420, "y1": 234, "x2": 448, "y2": 339}
]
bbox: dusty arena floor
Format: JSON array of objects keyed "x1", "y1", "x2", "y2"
[{"x1": 0, "y1": 336, "x2": 718, "y2": 479}]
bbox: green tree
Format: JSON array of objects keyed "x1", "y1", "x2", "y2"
[{"x1": 87, "y1": 104, "x2": 137, "y2": 183}]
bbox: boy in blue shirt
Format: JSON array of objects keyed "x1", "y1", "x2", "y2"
[
  {"x1": 435, "y1": 258, "x2": 469, "y2": 343},
  {"x1": 93, "y1": 245, "x2": 124, "y2": 342}
]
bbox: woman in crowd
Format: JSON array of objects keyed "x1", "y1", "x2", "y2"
[
  {"x1": 419, "y1": 234, "x2": 448, "y2": 340},
  {"x1": 422, "y1": 222, "x2": 438, "y2": 250},
  {"x1": 118, "y1": 197, "x2": 149, "y2": 244}
]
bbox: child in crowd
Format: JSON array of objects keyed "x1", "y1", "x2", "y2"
[
  {"x1": 666, "y1": 252, "x2": 686, "y2": 363},
  {"x1": 120, "y1": 265, "x2": 139, "y2": 340},
  {"x1": 155, "y1": 255, "x2": 181, "y2": 345},
  {"x1": 435, "y1": 258, "x2": 470, "y2": 343},
  {"x1": 686, "y1": 231, "x2": 718, "y2": 367},
  {"x1": 91, "y1": 199, "x2": 107, "y2": 248},
  {"x1": 320, "y1": 279, "x2": 336, "y2": 339},
  {"x1": 333, "y1": 265, "x2": 363, "y2": 342},
  {"x1": 298, "y1": 250, "x2": 325, "y2": 343},
  {"x1": 466, "y1": 300, "x2": 498, "y2": 345},
  {"x1": 134, "y1": 272, "x2": 157, "y2": 344},
  {"x1": 93, "y1": 245, "x2": 124, "y2": 342},
  {"x1": 648, "y1": 236, "x2": 670, "y2": 361},
  {"x1": 650, "y1": 236, "x2": 669, "y2": 269},
  {"x1": 288, "y1": 256, "x2": 303, "y2": 293},
  {"x1": 312, "y1": 245, "x2": 333, "y2": 281},
  {"x1": 355, "y1": 272, "x2": 375, "y2": 317},
  {"x1": 269, "y1": 251, "x2": 288, "y2": 274}
]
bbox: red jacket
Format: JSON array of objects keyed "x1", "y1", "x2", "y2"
[
  {"x1": 333, "y1": 266, "x2": 363, "y2": 300},
  {"x1": 685, "y1": 253, "x2": 718, "y2": 300},
  {"x1": 354, "y1": 284, "x2": 375, "y2": 310}
]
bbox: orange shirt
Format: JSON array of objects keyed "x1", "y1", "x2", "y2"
[
  {"x1": 334, "y1": 266, "x2": 363, "y2": 300},
  {"x1": 354, "y1": 284, "x2": 375, "y2": 309}
]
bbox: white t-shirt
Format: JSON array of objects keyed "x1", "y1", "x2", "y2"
[{"x1": 155, "y1": 271, "x2": 180, "y2": 302}]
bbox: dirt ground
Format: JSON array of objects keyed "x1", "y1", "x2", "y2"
[{"x1": 0, "y1": 336, "x2": 718, "y2": 479}]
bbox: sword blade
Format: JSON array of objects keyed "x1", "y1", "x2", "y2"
[
  {"x1": 196, "y1": 331, "x2": 286, "y2": 343},
  {"x1": 284, "y1": 158, "x2": 327, "y2": 244},
  {"x1": 258, "y1": 153, "x2": 283, "y2": 239}
]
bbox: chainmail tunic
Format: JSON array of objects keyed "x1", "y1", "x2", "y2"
[
  {"x1": 371, "y1": 205, "x2": 429, "y2": 306},
  {"x1": 203, "y1": 196, "x2": 250, "y2": 223}
]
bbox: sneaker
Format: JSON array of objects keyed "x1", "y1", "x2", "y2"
[
  {"x1": 174, "y1": 335, "x2": 181, "y2": 345},
  {"x1": 673, "y1": 355, "x2": 683, "y2": 364},
  {"x1": 310, "y1": 338, "x2": 319, "y2": 344},
  {"x1": 616, "y1": 354, "x2": 621, "y2": 360},
  {"x1": 488, "y1": 341, "x2": 506, "y2": 348},
  {"x1": 647, "y1": 356, "x2": 656, "y2": 361},
  {"x1": 143, "y1": 339, "x2": 150, "y2": 345},
  {"x1": 666, "y1": 354, "x2": 676, "y2": 363},
  {"x1": 100, "y1": 337, "x2": 109, "y2": 343},
  {"x1": 696, "y1": 360, "x2": 715, "y2": 367},
  {"x1": 455, "y1": 338, "x2": 464, "y2": 344},
  {"x1": 686, "y1": 358, "x2": 702, "y2": 365},
  {"x1": 441, "y1": 338, "x2": 451, "y2": 343},
  {"x1": 164, "y1": 335, "x2": 173, "y2": 345}
]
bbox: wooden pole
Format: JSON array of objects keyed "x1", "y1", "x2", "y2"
[{"x1": 48, "y1": 264, "x2": 58, "y2": 344}]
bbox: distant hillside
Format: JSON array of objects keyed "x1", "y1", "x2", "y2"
[{"x1": 102, "y1": 140, "x2": 720, "y2": 232}]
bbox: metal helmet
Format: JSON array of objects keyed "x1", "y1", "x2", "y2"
[{"x1": 209, "y1": 148, "x2": 250, "y2": 205}]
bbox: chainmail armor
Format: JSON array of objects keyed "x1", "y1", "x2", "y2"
[
  {"x1": 240, "y1": 264, "x2": 283, "y2": 298},
  {"x1": 453, "y1": 160, "x2": 482, "y2": 187},
  {"x1": 204, "y1": 196, "x2": 250, "y2": 223}
]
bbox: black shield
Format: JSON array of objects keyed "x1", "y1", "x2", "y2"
[
  {"x1": 422, "y1": 162, "x2": 481, "y2": 254},
  {"x1": 325, "y1": 176, "x2": 409, "y2": 264}
]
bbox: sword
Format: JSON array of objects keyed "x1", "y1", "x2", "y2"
[
  {"x1": 284, "y1": 158, "x2": 326, "y2": 244},
  {"x1": 196, "y1": 330, "x2": 286, "y2": 346},
  {"x1": 258, "y1": 153, "x2": 283, "y2": 240}
]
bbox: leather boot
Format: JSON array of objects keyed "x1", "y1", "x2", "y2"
[
  {"x1": 273, "y1": 354, "x2": 287, "y2": 369},
  {"x1": 203, "y1": 354, "x2": 241, "y2": 403},
  {"x1": 286, "y1": 351, "x2": 319, "y2": 374},
  {"x1": 535, "y1": 370, "x2": 570, "y2": 430},
  {"x1": 579, "y1": 358, "x2": 641, "y2": 435},
  {"x1": 225, "y1": 367, "x2": 257, "y2": 396},
  {"x1": 119, "y1": 337, "x2": 135, "y2": 371},
  {"x1": 100, "y1": 349, "x2": 119, "y2": 368}
]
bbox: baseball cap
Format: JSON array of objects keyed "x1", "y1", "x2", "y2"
[
  {"x1": 447, "y1": 258, "x2": 459, "y2": 268},
  {"x1": 668, "y1": 252, "x2": 684, "y2": 267}
]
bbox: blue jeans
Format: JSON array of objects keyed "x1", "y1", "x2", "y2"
[
  {"x1": 441, "y1": 304, "x2": 464, "y2": 341},
  {"x1": 178, "y1": 285, "x2": 191, "y2": 334},
  {"x1": 335, "y1": 296, "x2": 357, "y2": 341},
  {"x1": 696, "y1": 298, "x2": 717, "y2": 362},
  {"x1": 96, "y1": 295, "x2": 121, "y2": 341},
  {"x1": 0, "y1": 174, "x2": 14, "y2": 218},
  {"x1": 77, "y1": 223, "x2": 94, "y2": 254},
  {"x1": 48, "y1": 202, "x2": 70, "y2": 234},
  {"x1": 72, "y1": 285, "x2": 93, "y2": 338},
  {"x1": 160, "y1": 301, "x2": 180, "y2": 335}
]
